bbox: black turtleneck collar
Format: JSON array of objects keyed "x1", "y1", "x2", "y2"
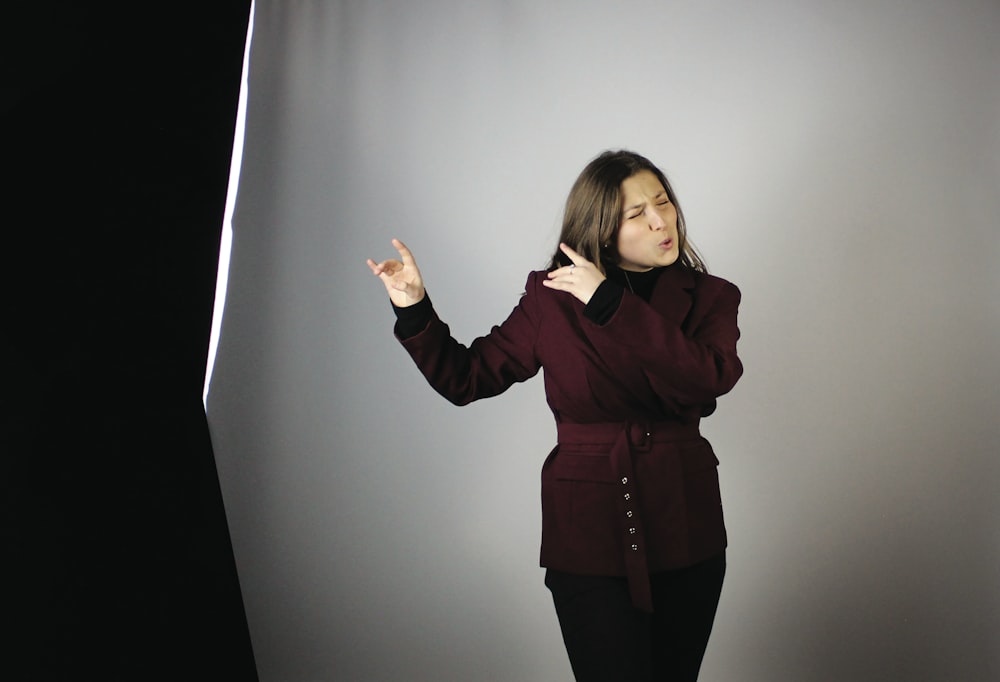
[{"x1": 605, "y1": 265, "x2": 664, "y2": 302}]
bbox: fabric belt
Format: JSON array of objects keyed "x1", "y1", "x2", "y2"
[{"x1": 555, "y1": 420, "x2": 701, "y2": 613}]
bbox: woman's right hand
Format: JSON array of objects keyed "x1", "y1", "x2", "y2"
[{"x1": 366, "y1": 238, "x2": 426, "y2": 307}]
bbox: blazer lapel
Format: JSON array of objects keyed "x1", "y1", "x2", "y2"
[{"x1": 650, "y1": 264, "x2": 696, "y2": 329}]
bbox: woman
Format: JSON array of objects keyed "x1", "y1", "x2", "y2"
[{"x1": 366, "y1": 150, "x2": 742, "y2": 681}]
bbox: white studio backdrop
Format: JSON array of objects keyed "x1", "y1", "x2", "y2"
[{"x1": 205, "y1": 2, "x2": 1000, "y2": 680}]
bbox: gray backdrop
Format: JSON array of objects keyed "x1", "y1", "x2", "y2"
[{"x1": 206, "y1": 1, "x2": 1000, "y2": 680}]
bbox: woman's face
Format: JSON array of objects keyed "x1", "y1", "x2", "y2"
[{"x1": 615, "y1": 170, "x2": 680, "y2": 271}]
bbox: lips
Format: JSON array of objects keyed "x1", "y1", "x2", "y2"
[{"x1": 658, "y1": 238, "x2": 673, "y2": 250}]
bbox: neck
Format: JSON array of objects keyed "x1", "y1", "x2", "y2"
[{"x1": 607, "y1": 264, "x2": 663, "y2": 301}]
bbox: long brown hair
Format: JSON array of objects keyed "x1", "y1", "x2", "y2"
[{"x1": 548, "y1": 150, "x2": 706, "y2": 273}]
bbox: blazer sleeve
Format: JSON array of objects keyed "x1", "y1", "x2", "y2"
[
  {"x1": 585, "y1": 278, "x2": 743, "y2": 406},
  {"x1": 396, "y1": 272, "x2": 543, "y2": 406}
]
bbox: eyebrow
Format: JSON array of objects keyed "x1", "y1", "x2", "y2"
[{"x1": 624, "y1": 191, "x2": 667, "y2": 213}]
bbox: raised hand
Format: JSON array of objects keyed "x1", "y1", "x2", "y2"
[
  {"x1": 366, "y1": 238, "x2": 426, "y2": 307},
  {"x1": 542, "y1": 243, "x2": 606, "y2": 305}
]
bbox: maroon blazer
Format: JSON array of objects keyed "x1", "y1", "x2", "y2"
[{"x1": 398, "y1": 264, "x2": 742, "y2": 611}]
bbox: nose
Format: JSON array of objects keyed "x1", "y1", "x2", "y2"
[{"x1": 648, "y1": 209, "x2": 665, "y2": 230}]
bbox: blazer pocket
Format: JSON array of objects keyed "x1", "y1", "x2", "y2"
[
  {"x1": 679, "y1": 440, "x2": 722, "y2": 507},
  {"x1": 551, "y1": 454, "x2": 618, "y2": 548}
]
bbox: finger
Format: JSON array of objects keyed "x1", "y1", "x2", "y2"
[
  {"x1": 390, "y1": 279, "x2": 426, "y2": 303},
  {"x1": 371, "y1": 262, "x2": 394, "y2": 277},
  {"x1": 392, "y1": 238, "x2": 417, "y2": 267},
  {"x1": 374, "y1": 258, "x2": 403, "y2": 275},
  {"x1": 365, "y1": 258, "x2": 385, "y2": 275},
  {"x1": 559, "y1": 242, "x2": 586, "y2": 265},
  {"x1": 549, "y1": 262, "x2": 585, "y2": 278},
  {"x1": 541, "y1": 276, "x2": 574, "y2": 290},
  {"x1": 378, "y1": 270, "x2": 408, "y2": 292}
]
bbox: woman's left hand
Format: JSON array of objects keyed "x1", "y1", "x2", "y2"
[{"x1": 542, "y1": 243, "x2": 606, "y2": 305}]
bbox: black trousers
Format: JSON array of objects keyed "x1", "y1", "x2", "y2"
[{"x1": 545, "y1": 552, "x2": 726, "y2": 682}]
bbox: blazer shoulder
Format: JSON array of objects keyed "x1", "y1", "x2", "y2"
[
  {"x1": 525, "y1": 269, "x2": 550, "y2": 286},
  {"x1": 523, "y1": 269, "x2": 555, "y2": 299},
  {"x1": 521, "y1": 269, "x2": 582, "y2": 319},
  {"x1": 692, "y1": 269, "x2": 741, "y2": 300},
  {"x1": 525, "y1": 269, "x2": 544, "y2": 287}
]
